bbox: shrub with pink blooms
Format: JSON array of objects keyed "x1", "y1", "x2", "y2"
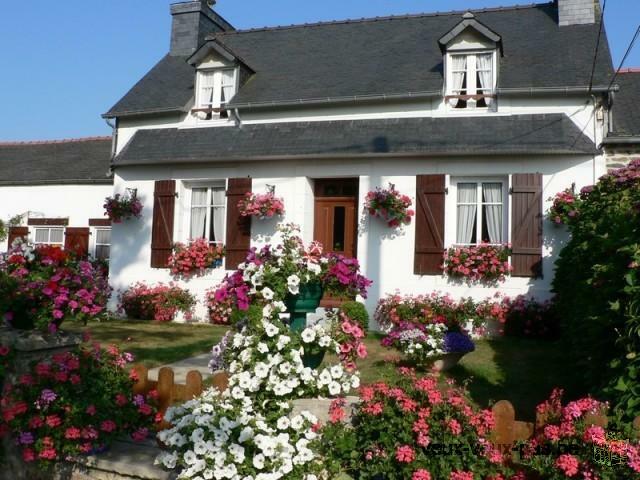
[
  {"x1": 0, "y1": 241, "x2": 111, "y2": 331},
  {"x1": 238, "y1": 190, "x2": 285, "y2": 219},
  {"x1": 365, "y1": 183, "x2": 415, "y2": 228},
  {"x1": 547, "y1": 187, "x2": 581, "y2": 226},
  {"x1": 167, "y1": 238, "x2": 225, "y2": 277},
  {"x1": 103, "y1": 189, "x2": 143, "y2": 223},
  {"x1": 517, "y1": 389, "x2": 640, "y2": 479},
  {"x1": 319, "y1": 369, "x2": 516, "y2": 479},
  {"x1": 0, "y1": 344, "x2": 157, "y2": 467},
  {"x1": 119, "y1": 282, "x2": 195, "y2": 322},
  {"x1": 443, "y1": 244, "x2": 512, "y2": 284},
  {"x1": 329, "y1": 310, "x2": 368, "y2": 371}
]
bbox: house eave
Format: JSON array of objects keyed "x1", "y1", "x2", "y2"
[
  {"x1": 0, "y1": 179, "x2": 114, "y2": 187},
  {"x1": 602, "y1": 136, "x2": 640, "y2": 145}
]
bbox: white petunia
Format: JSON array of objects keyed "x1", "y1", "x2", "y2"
[
  {"x1": 318, "y1": 335, "x2": 332, "y2": 347},
  {"x1": 257, "y1": 342, "x2": 269, "y2": 354},
  {"x1": 261, "y1": 287, "x2": 274, "y2": 300},
  {"x1": 330, "y1": 364, "x2": 344, "y2": 379},
  {"x1": 300, "y1": 328, "x2": 316, "y2": 343},
  {"x1": 263, "y1": 322, "x2": 279, "y2": 338},
  {"x1": 254, "y1": 362, "x2": 270, "y2": 378},
  {"x1": 276, "y1": 416, "x2": 290, "y2": 430},
  {"x1": 238, "y1": 426, "x2": 254, "y2": 443},
  {"x1": 328, "y1": 381, "x2": 341, "y2": 396}
]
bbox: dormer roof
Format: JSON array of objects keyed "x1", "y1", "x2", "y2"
[
  {"x1": 187, "y1": 38, "x2": 255, "y2": 72},
  {"x1": 438, "y1": 12, "x2": 503, "y2": 54}
]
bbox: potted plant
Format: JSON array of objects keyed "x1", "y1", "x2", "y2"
[
  {"x1": 364, "y1": 183, "x2": 415, "y2": 228},
  {"x1": 167, "y1": 238, "x2": 225, "y2": 278},
  {"x1": 443, "y1": 243, "x2": 512, "y2": 284},
  {"x1": 103, "y1": 188, "x2": 143, "y2": 223}
]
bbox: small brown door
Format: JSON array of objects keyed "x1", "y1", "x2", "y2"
[
  {"x1": 64, "y1": 228, "x2": 90, "y2": 258},
  {"x1": 313, "y1": 178, "x2": 359, "y2": 258}
]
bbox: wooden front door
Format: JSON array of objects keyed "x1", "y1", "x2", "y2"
[{"x1": 313, "y1": 178, "x2": 359, "y2": 258}]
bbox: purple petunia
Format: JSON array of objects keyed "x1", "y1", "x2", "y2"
[
  {"x1": 444, "y1": 332, "x2": 475, "y2": 354},
  {"x1": 40, "y1": 389, "x2": 57, "y2": 404}
]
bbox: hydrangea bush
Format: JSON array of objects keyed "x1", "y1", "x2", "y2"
[
  {"x1": 103, "y1": 189, "x2": 143, "y2": 223},
  {"x1": 238, "y1": 191, "x2": 286, "y2": 219},
  {"x1": 1, "y1": 344, "x2": 157, "y2": 465},
  {"x1": 0, "y1": 242, "x2": 110, "y2": 330},
  {"x1": 364, "y1": 183, "x2": 415, "y2": 228},
  {"x1": 119, "y1": 282, "x2": 196, "y2": 322},
  {"x1": 443, "y1": 244, "x2": 512, "y2": 284},
  {"x1": 168, "y1": 238, "x2": 225, "y2": 277}
]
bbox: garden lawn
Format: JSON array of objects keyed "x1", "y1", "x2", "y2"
[
  {"x1": 357, "y1": 334, "x2": 583, "y2": 421},
  {"x1": 64, "y1": 319, "x2": 228, "y2": 369}
]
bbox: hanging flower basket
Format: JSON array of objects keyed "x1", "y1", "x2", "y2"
[
  {"x1": 548, "y1": 186, "x2": 582, "y2": 226},
  {"x1": 364, "y1": 183, "x2": 414, "y2": 228},
  {"x1": 443, "y1": 244, "x2": 512, "y2": 283},
  {"x1": 238, "y1": 188, "x2": 285, "y2": 219},
  {"x1": 168, "y1": 238, "x2": 225, "y2": 278},
  {"x1": 104, "y1": 189, "x2": 143, "y2": 223}
]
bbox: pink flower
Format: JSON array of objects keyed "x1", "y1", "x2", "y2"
[
  {"x1": 395, "y1": 445, "x2": 415, "y2": 463},
  {"x1": 583, "y1": 425, "x2": 606, "y2": 445},
  {"x1": 555, "y1": 454, "x2": 580, "y2": 477},
  {"x1": 412, "y1": 469, "x2": 431, "y2": 480},
  {"x1": 450, "y1": 471, "x2": 474, "y2": 480}
]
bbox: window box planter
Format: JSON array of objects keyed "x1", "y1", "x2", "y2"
[
  {"x1": 167, "y1": 239, "x2": 225, "y2": 278},
  {"x1": 443, "y1": 243, "x2": 512, "y2": 284}
]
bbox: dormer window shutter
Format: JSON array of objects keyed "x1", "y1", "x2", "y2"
[
  {"x1": 7, "y1": 226, "x2": 29, "y2": 249},
  {"x1": 150, "y1": 180, "x2": 176, "y2": 268}
]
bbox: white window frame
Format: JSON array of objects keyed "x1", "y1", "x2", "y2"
[
  {"x1": 195, "y1": 68, "x2": 238, "y2": 121},
  {"x1": 446, "y1": 177, "x2": 509, "y2": 247},
  {"x1": 188, "y1": 181, "x2": 227, "y2": 247},
  {"x1": 92, "y1": 227, "x2": 111, "y2": 261},
  {"x1": 32, "y1": 227, "x2": 65, "y2": 247},
  {"x1": 445, "y1": 50, "x2": 497, "y2": 110}
]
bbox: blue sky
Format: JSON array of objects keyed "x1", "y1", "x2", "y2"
[{"x1": 0, "y1": 0, "x2": 637, "y2": 141}]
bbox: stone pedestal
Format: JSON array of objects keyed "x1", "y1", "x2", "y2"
[{"x1": 291, "y1": 396, "x2": 360, "y2": 425}]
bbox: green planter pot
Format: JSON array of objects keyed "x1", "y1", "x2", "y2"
[
  {"x1": 285, "y1": 282, "x2": 324, "y2": 333},
  {"x1": 302, "y1": 351, "x2": 325, "y2": 369}
]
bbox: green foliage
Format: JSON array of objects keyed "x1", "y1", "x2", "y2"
[
  {"x1": 230, "y1": 303, "x2": 264, "y2": 327},
  {"x1": 0, "y1": 215, "x2": 22, "y2": 243},
  {"x1": 339, "y1": 301, "x2": 370, "y2": 331},
  {"x1": 553, "y1": 159, "x2": 640, "y2": 419}
]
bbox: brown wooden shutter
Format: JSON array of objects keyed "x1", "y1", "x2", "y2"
[
  {"x1": 7, "y1": 226, "x2": 29, "y2": 249},
  {"x1": 414, "y1": 175, "x2": 446, "y2": 275},
  {"x1": 64, "y1": 227, "x2": 90, "y2": 258},
  {"x1": 151, "y1": 180, "x2": 176, "y2": 268},
  {"x1": 511, "y1": 173, "x2": 543, "y2": 278},
  {"x1": 225, "y1": 177, "x2": 252, "y2": 270}
]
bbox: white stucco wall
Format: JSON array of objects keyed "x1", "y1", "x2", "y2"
[
  {"x1": 0, "y1": 184, "x2": 113, "y2": 252},
  {"x1": 108, "y1": 153, "x2": 604, "y2": 325}
]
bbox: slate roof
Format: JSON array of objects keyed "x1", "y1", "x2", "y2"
[
  {"x1": 0, "y1": 137, "x2": 113, "y2": 186},
  {"x1": 104, "y1": 2, "x2": 614, "y2": 118},
  {"x1": 609, "y1": 70, "x2": 640, "y2": 137},
  {"x1": 114, "y1": 114, "x2": 597, "y2": 166}
]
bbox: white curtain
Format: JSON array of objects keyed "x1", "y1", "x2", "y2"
[
  {"x1": 456, "y1": 183, "x2": 477, "y2": 244},
  {"x1": 199, "y1": 71, "x2": 216, "y2": 108},
  {"x1": 483, "y1": 183, "x2": 503, "y2": 244},
  {"x1": 190, "y1": 188, "x2": 208, "y2": 240},
  {"x1": 476, "y1": 54, "x2": 493, "y2": 106},
  {"x1": 220, "y1": 70, "x2": 236, "y2": 105},
  {"x1": 449, "y1": 55, "x2": 467, "y2": 107},
  {"x1": 211, "y1": 188, "x2": 226, "y2": 244}
]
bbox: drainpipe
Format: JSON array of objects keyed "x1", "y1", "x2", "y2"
[
  {"x1": 591, "y1": 94, "x2": 598, "y2": 183},
  {"x1": 104, "y1": 118, "x2": 117, "y2": 176}
]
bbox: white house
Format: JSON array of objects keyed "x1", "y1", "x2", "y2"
[
  {"x1": 603, "y1": 68, "x2": 640, "y2": 169},
  {"x1": 104, "y1": 0, "x2": 616, "y2": 322},
  {"x1": 0, "y1": 137, "x2": 113, "y2": 259}
]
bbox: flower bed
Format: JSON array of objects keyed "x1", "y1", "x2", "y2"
[
  {"x1": 375, "y1": 292, "x2": 558, "y2": 340},
  {"x1": 119, "y1": 282, "x2": 195, "y2": 322},
  {"x1": 1, "y1": 344, "x2": 157, "y2": 466},
  {"x1": 168, "y1": 238, "x2": 225, "y2": 278},
  {"x1": 548, "y1": 187, "x2": 581, "y2": 226},
  {"x1": 0, "y1": 242, "x2": 110, "y2": 331},
  {"x1": 320, "y1": 369, "x2": 511, "y2": 479},
  {"x1": 238, "y1": 190, "x2": 285, "y2": 219},
  {"x1": 364, "y1": 183, "x2": 415, "y2": 228},
  {"x1": 443, "y1": 244, "x2": 512, "y2": 283},
  {"x1": 518, "y1": 389, "x2": 640, "y2": 478},
  {"x1": 103, "y1": 189, "x2": 143, "y2": 223}
]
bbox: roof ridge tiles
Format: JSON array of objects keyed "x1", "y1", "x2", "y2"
[
  {"x1": 618, "y1": 68, "x2": 640, "y2": 74},
  {"x1": 210, "y1": 2, "x2": 548, "y2": 37},
  {"x1": 0, "y1": 136, "x2": 111, "y2": 147}
]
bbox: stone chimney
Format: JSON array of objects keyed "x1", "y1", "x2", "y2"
[
  {"x1": 557, "y1": 0, "x2": 600, "y2": 26},
  {"x1": 170, "y1": 0, "x2": 234, "y2": 56}
]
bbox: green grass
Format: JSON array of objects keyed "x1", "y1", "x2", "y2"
[
  {"x1": 64, "y1": 320, "x2": 580, "y2": 420},
  {"x1": 63, "y1": 319, "x2": 228, "y2": 369}
]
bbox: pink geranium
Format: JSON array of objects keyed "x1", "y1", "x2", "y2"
[
  {"x1": 365, "y1": 183, "x2": 414, "y2": 228},
  {"x1": 238, "y1": 191, "x2": 285, "y2": 218},
  {"x1": 168, "y1": 238, "x2": 225, "y2": 278}
]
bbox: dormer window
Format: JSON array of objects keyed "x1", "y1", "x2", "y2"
[
  {"x1": 447, "y1": 52, "x2": 495, "y2": 109},
  {"x1": 439, "y1": 12, "x2": 502, "y2": 111},
  {"x1": 195, "y1": 68, "x2": 237, "y2": 120}
]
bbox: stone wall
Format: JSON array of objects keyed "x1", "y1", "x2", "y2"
[{"x1": 605, "y1": 145, "x2": 640, "y2": 170}]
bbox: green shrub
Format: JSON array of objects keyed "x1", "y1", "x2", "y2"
[
  {"x1": 230, "y1": 303, "x2": 263, "y2": 327},
  {"x1": 339, "y1": 301, "x2": 369, "y2": 331},
  {"x1": 553, "y1": 159, "x2": 640, "y2": 419}
]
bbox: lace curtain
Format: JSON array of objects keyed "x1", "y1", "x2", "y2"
[
  {"x1": 456, "y1": 183, "x2": 477, "y2": 244},
  {"x1": 449, "y1": 55, "x2": 467, "y2": 107}
]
